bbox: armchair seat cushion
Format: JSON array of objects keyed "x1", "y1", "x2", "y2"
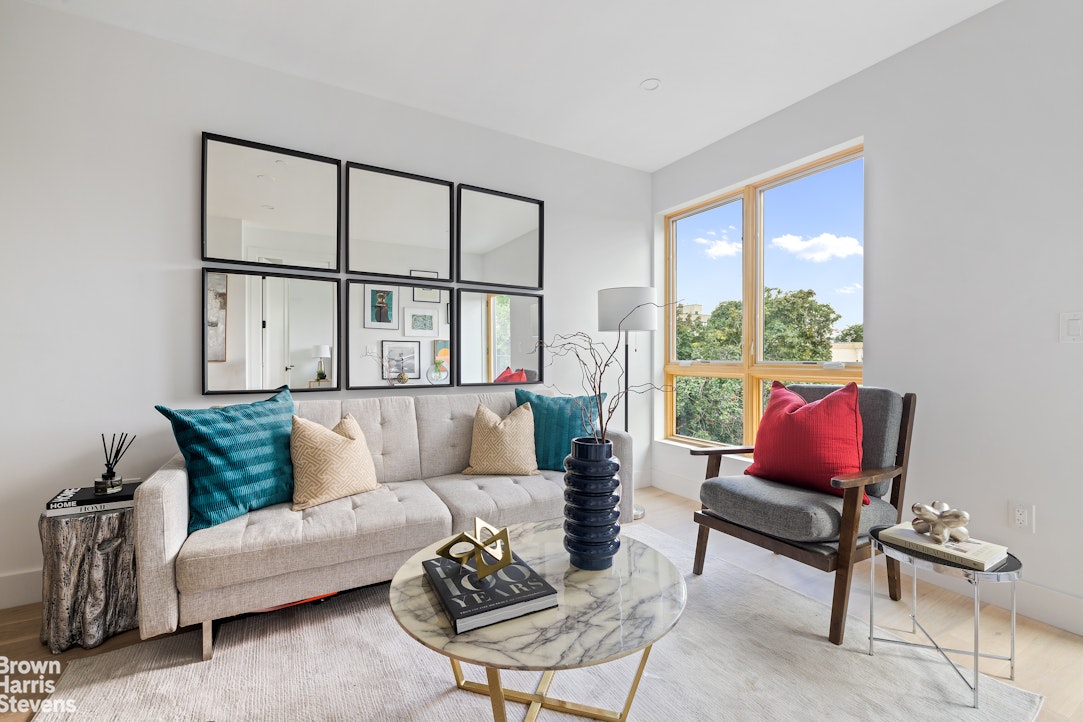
[{"x1": 700, "y1": 474, "x2": 898, "y2": 543}]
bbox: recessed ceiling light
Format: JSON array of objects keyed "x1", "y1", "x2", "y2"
[
  {"x1": 256, "y1": 174, "x2": 276, "y2": 182},
  {"x1": 260, "y1": 204, "x2": 275, "y2": 211},
  {"x1": 640, "y1": 78, "x2": 662, "y2": 92},
  {"x1": 274, "y1": 159, "x2": 288, "y2": 166}
]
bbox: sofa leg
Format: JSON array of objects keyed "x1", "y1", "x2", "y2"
[{"x1": 202, "y1": 620, "x2": 213, "y2": 661}]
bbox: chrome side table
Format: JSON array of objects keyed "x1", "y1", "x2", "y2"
[{"x1": 868, "y1": 525, "x2": 1021, "y2": 709}]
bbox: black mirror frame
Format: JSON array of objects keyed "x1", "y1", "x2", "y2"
[
  {"x1": 456, "y1": 184, "x2": 544, "y2": 290},
  {"x1": 345, "y1": 162, "x2": 454, "y2": 281},
  {"x1": 455, "y1": 288, "x2": 544, "y2": 387},
  {"x1": 202, "y1": 267, "x2": 341, "y2": 395},
  {"x1": 201, "y1": 132, "x2": 342, "y2": 274},
  {"x1": 344, "y1": 279, "x2": 455, "y2": 391}
]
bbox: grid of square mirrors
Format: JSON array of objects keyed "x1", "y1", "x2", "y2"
[{"x1": 201, "y1": 133, "x2": 543, "y2": 393}]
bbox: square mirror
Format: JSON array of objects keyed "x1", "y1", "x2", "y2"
[
  {"x1": 203, "y1": 269, "x2": 339, "y2": 394},
  {"x1": 346, "y1": 280, "x2": 453, "y2": 389},
  {"x1": 457, "y1": 185, "x2": 543, "y2": 289},
  {"x1": 347, "y1": 163, "x2": 453, "y2": 279},
  {"x1": 202, "y1": 133, "x2": 341, "y2": 272},
  {"x1": 457, "y1": 289, "x2": 543, "y2": 385}
]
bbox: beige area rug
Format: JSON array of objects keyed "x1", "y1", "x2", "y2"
[{"x1": 34, "y1": 525, "x2": 1041, "y2": 721}]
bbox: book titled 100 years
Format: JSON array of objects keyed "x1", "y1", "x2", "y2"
[{"x1": 422, "y1": 553, "x2": 558, "y2": 634}]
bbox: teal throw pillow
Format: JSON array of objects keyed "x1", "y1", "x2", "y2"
[
  {"x1": 156, "y1": 387, "x2": 295, "y2": 534},
  {"x1": 514, "y1": 389, "x2": 605, "y2": 472}
]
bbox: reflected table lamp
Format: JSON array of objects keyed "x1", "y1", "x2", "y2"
[
  {"x1": 312, "y1": 345, "x2": 332, "y2": 380},
  {"x1": 598, "y1": 286, "x2": 656, "y2": 520}
]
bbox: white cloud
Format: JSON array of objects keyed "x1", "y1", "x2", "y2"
[
  {"x1": 698, "y1": 238, "x2": 741, "y2": 258},
  {"x1": 770, "y1": 233, "x2": 863, "y2": 262},
  {"x1": 691, "y1": 231, "x2": 741, "y2": 258},
  {"x1": 836, "y1": 283, "x2": 863, "y2": 294}
]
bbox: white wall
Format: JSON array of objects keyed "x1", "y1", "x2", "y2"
[
  {"x1": 0, "y1": 1, "x2": 652, "y2": 608},
  {"x1": 652, "y1": 0, "x2": 1083, "y2": 633}
]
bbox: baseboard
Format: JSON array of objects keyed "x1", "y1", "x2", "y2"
[
  {"x1": 916, "y1": 567, "x2": 1083, "y2": 637},
  {"x1": 0, "y1": 568, "x2": 42, "y2": 610}
]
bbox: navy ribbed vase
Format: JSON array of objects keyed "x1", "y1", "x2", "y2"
[{"x1": 563, "y1": 437, "x2": 620, "y2": 570}]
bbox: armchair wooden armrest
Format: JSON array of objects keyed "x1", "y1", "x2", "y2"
[
  {"x1": 830, "y1": 466, "x2": 902, "y2": 489},
  {"x1": 690, "y1": 445, "x2": 755, "y2": 478}
]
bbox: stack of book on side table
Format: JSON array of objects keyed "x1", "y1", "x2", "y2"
[
  {"x1": 879, "y1": 522, "x2": 1009, "y2": 571},
  {"x1": 422, "y1": 553, "x2": 558, "y2": 634},
  {"x1": 43, "y1": 482, "x2": 142, "y2": 517}
]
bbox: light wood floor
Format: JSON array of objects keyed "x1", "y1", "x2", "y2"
[{"x1": 1, "y1": 487, "x2": 1079, "y2": 721}]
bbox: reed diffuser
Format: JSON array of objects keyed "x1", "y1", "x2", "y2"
[{"x1": 96, "y1": 433, "x2": 136, "y2": 494}]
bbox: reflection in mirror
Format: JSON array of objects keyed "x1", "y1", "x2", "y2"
[
  {"x1": 203, "y1": 269, "x2": 339, "y2": 394},
  {"x1": 457, "y1": 185, "x2": 543, "y2": 289},
  {"x1": 457, "y1": 290, "x2": 543, "y2": 385},
  {"x1": 346, "y1": 281, "x2": 453, "y2": 389},
  {"x1": 203, "y1": 133, "x2": 340, "y2": 272},
  {"x1": 346, "y1": 164, "x2": 453, "y2": 279}
]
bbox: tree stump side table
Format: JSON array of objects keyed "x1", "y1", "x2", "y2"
[{"x1": 39, "y1": 508, "x2": 138, "y2": 653}]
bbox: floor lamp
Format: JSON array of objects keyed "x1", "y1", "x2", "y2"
[{"x1": 597, "y1": 286, "x2": 656, "y2": 520}]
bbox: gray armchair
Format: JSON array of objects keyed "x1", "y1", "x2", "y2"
[{"x1": 691, "y1": 385, "x2": 916, "y2": 645}]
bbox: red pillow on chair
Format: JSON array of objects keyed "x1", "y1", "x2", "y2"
[
  {"x1": 494, "y1": 366, "x2": 528, "y2": 383},
  {"x1": 744, "y1": 382, "x2": 867, "y2": 504}
]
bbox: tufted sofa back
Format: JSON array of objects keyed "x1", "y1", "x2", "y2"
[{"x1": 294, "y1": 391, "x2": 521, "y2": 483}]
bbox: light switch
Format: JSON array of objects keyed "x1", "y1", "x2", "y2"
[{"x1": 1060, "y1": 312, "x2": 1083, "y2": 343}]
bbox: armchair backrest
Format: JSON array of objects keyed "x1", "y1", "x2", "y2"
[{"x1": 788, "y1": 385, "x2": 905, "y2": 499}]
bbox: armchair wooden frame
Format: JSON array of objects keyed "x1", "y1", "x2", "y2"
[{"x1": 691, "y1": 392, "x2": 917, "y2": 645}]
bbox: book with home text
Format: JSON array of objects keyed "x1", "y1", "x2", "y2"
[
  {"x1": 43, "y1": 482, "x2": 142, "y2": 517},
  {"x1": 879, "y1": 523, "x2": 1009, "y2": 571},
  {"x1": 422, "y1": 552, "x2": 558, "y2": 633}
]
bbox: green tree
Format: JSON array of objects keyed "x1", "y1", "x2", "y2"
[
  {"x1": 836, "y1": 323, "x2": 863, "y2": 342},
  {"x1": 762, "y1": 288, "x2": 840, "y2": 362}
]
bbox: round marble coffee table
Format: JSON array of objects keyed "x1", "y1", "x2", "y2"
[{"x1": 390, "y1": 518, "x2": 686, "y2": 721}]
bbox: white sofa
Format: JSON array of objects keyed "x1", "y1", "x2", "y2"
[{"x1": 134, "y1": 390, "x2": 633, "y2": 659}]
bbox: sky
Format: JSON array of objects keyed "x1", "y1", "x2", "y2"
[{"x1": 674, "y1": 157, "x2": 864, "y2": 332}]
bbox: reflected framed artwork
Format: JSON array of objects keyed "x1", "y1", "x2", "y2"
[
  {"x1": 382, "y1": 340, "x2": 420, "y2": 380},
  {"x1": 364, "y1": 285, "x2": 398, "y2": 329},
  {"x1": 404, "y1": 307, "x2": 438, "y2": 337}
]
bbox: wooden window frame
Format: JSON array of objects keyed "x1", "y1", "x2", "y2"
[{"x1": 663, "y1": 145, "x2": 864, "y2": 446}]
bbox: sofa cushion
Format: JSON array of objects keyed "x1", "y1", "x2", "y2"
[
  {"x1": 514, "y1": 389, "x2": 604, "y2": 471},
  {"x1": 463, "y1": 403, "x2": 540, "y2": 476},
  {"x1": 175, "y1": 481, "x2": 451, "y2": 593},
  {"x1": 156, "y1": 387, "x2": 295, "y2": 534},
  {"x1": 291, "y1": 414, "x2": 380, "y2": 511},
  {"x1": 414, "y1": 392, "x2": 519, "y2": 477},
  {"x1": 701, "y1": 474, "x2": 898, "y2": 543},
  {"x1": 424, "y1": 470, "x2": 566, "y2": 533}
]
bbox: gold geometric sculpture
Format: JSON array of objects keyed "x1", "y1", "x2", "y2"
[
  {"x1": 434, "y1": 517, "x2": 513, "y2": 580},
  {"x1": 911, "y1": 500, "x2": 970, "y2": 544}
]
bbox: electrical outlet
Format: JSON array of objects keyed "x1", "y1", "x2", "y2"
[{"x1": 1008, "y1": 501, "x2": 1036, "y2": 533}]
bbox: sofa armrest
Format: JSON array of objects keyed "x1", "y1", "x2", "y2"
[
  {"x1": 607, "y1": 429, "x2": 634, "y2": 523},
  {"x1": 134, "y1": 452, "x2": 190, "y2": 639}
]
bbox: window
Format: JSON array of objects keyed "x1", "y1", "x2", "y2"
[{"x1": 665, "y1": 147, "x2": 864, "y2": 445}]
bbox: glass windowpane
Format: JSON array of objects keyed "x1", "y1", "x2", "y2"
[
  {"x1": 673, "y1": 198, "x2": 743, "y2": 362},
  {"x1": 674, "y1": 376, "x2": 744, "y2": 445},
  {"x1": 761, "y1": 158, "x2": 864, "y2": 363}
]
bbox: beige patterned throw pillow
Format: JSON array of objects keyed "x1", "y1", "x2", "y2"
[
  {"x1": 462, "y1": 403, "x2": 541, "y2": 476},
  {"x1": 291, "y1": 414, "x2": 380, "y2": 511}
]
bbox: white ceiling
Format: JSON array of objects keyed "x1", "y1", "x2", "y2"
[{"x1": 27, "y1": 0, "x2": 1006, "y2": 172}]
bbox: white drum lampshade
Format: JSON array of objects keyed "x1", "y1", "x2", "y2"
[{"x1": 598, "y1": 287, "x2": 656, "y2": 332}]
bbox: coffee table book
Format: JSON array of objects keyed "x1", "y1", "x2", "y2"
[
  {"x1": 44, "y1": 481, "x2": 142, "y2": 517},
  {"x1": 421, "y1": 553, "x2": 558, "y2": 634},
  {"x1": 878, "y1": 523, "x2": 1009, "y2": 571}
]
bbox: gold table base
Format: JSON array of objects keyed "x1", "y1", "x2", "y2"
[{"x1": 450, "y1": 645, "x2": 653, "y2": 722}]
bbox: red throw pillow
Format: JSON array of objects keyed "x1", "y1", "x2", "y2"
[
  {"x1": 744, "y1": 382, "x2": 867, "y2": 504},
  {"x1": 494, "y1": 366, "x2": 515, "y2": 382}
]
